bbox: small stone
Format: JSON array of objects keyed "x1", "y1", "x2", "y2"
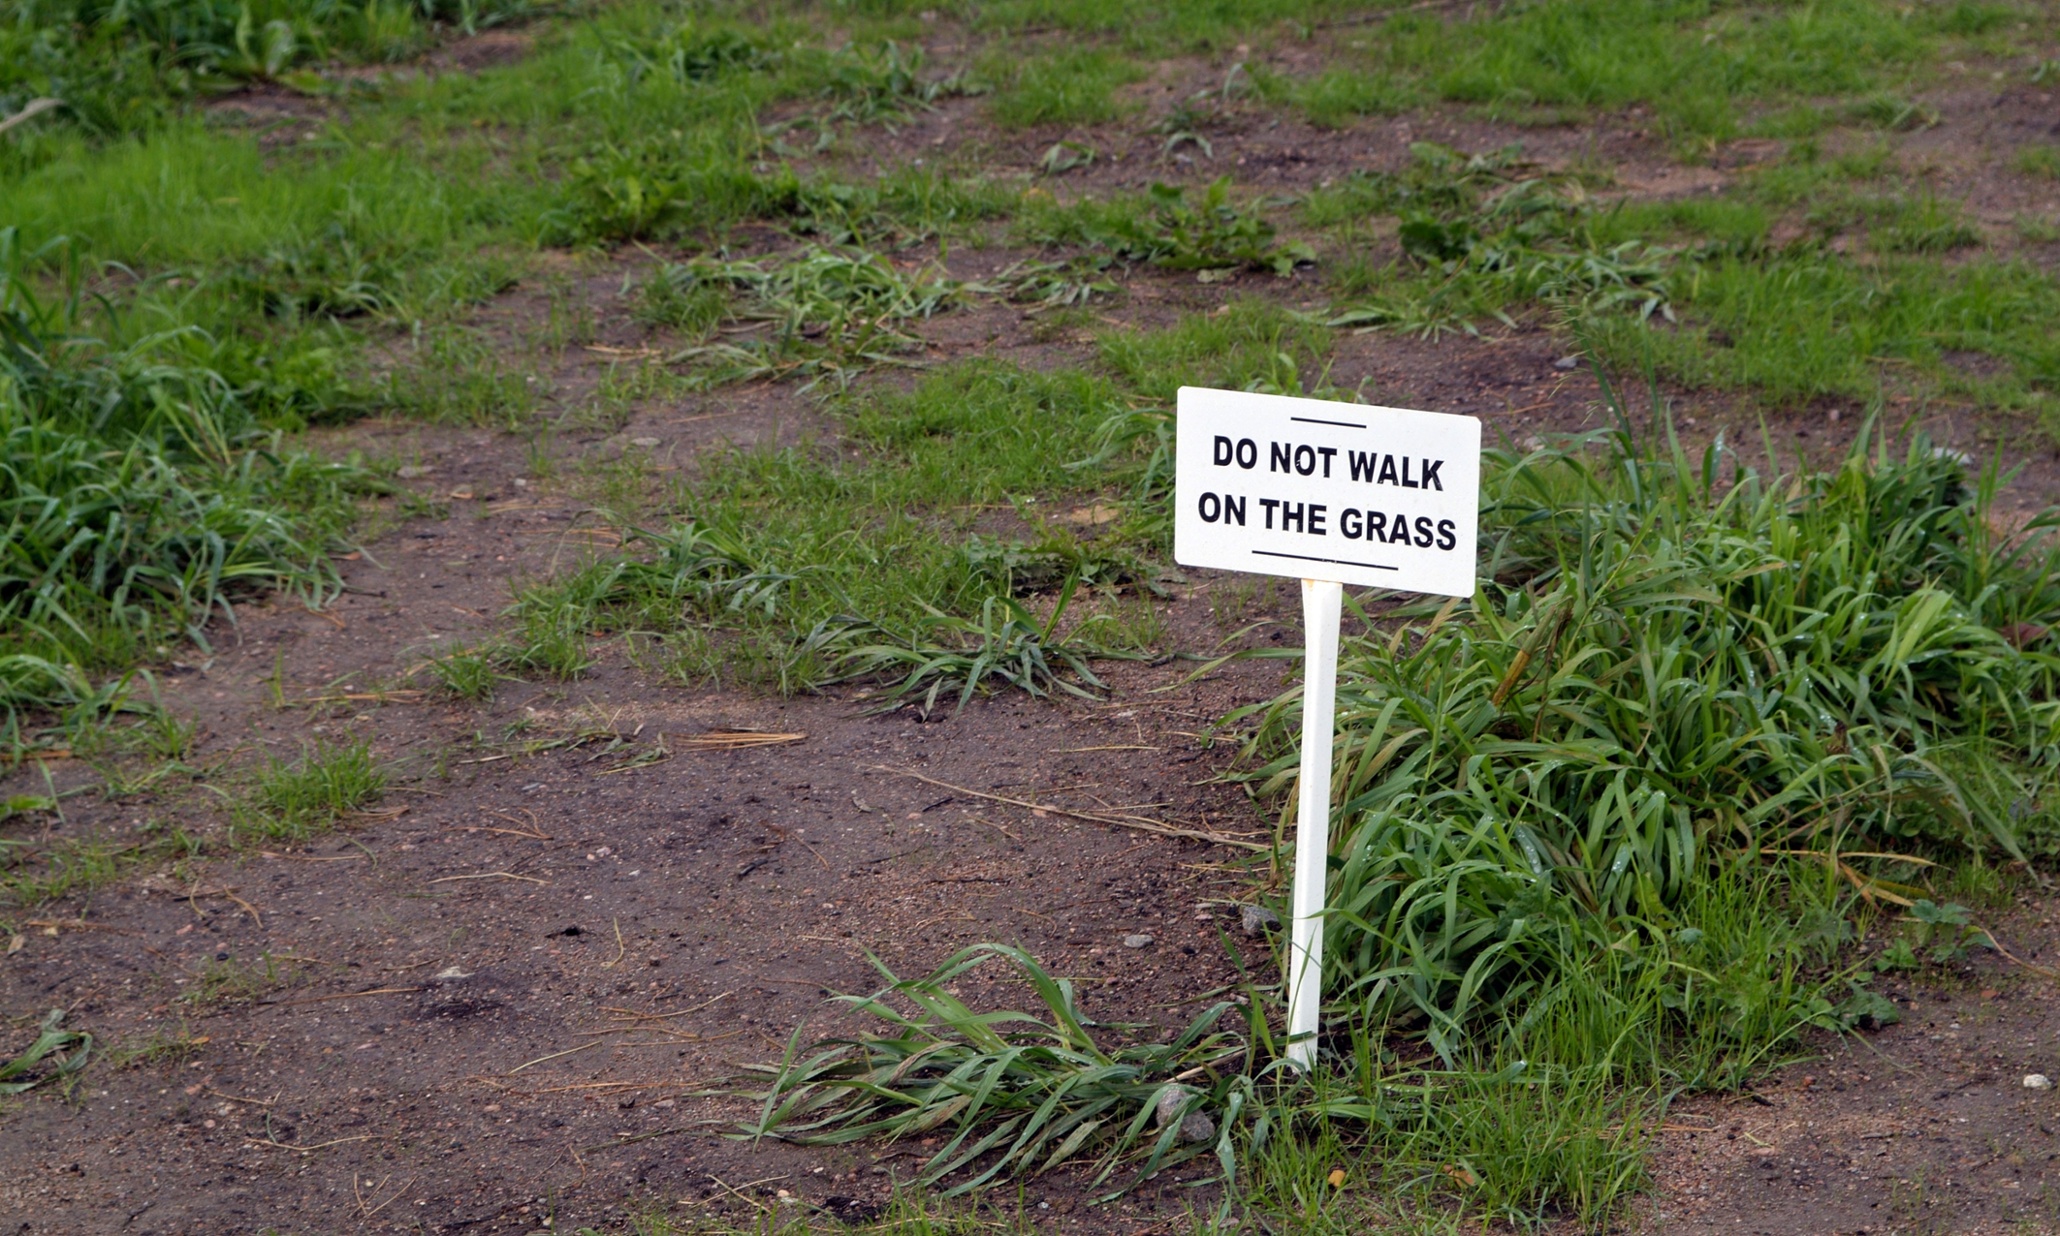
[
  {"x1": 1553, "y1": 355, "x2": 1580, "y2": 370},
  {"x1": 1154, "y1": 1085, "x2": 1214, "y2": 1142},
  {"x1": 2024, "y1": 1073, "x2": 2052, "y2": 1090},
  {"x1": 629, "y1": 437, "x2": 660, "y2": 448},
  {"x1": 1239, "y1": 905, "x2": 1280, "y2": 937},
  {"x1": 1123, "y1": 933, "x2": 1154, "y2": 949},
  {"x1": 396, "y1": 464, "x2": 436, "y2": 479},
  {"x1": 1154, "y1": 1086, "x2": 1191, "y2": 1128}
]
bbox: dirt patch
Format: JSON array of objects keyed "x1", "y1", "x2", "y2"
[{"x1": 0, "y1": 382, "x2": 1304, "y2": 1231}]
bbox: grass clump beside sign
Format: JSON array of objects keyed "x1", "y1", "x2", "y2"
[{"x1": 753, "y1": 399, "x2": 2060, "y2": 1226}]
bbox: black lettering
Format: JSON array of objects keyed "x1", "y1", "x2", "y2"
[
  {"x1": 1236, "y1": 438, "x2": 1257, "y2": 469},
  {"x1": 1414, "y1": 515, "x2": 1434, "y2": 547},
  {"x1": 1387, "y1": 512, "x2": 1411, "y2": 544},
  {"x1": 1365, "y1": 511, "x2": 1387, "y2": 540},
  {"x1": 1213, "y1": 436, "x2": 1233, "y2": 467},
  {"x1": 1309, "y1": 504, "x2": 1327, "y2": 536},
  {"x1": 1259, "y1": 497, "x2": 1280, "y2": 529},
  {"x1": 1420, "y1": 458, "x2": 1444, "y2": 491},
  {"x1": 1340, "y1": 509, "x2": 1363, "y2": 539},
  {"x1": 1281, "y1": 502, "x2": 1305, "y2": 533},
  {"x1": 1293, "y1": 444, "x2": 1316, "y2": 476},
  {"x1": 1378, "y1": 455, "x2": 1399, "y2": 486},
  {"x1": 1270, "y1": 441, "x2": 1291, "y2": 473},
  {"x1": 1435, "y1": 518, "x2": 1456, "y2": 550},
  {"x1": 1224, "y1": 495, "x2": 1246, "y2": 526},
  {"x1": 1349, "y1": 450, "x2": 1377, "y2": 482},
  {"x1": 1316, "y1": 446, "x2": 1337, "y2": 478},
  {"x1": 1198, "y1": 492, "x2": 1221, "y2": 523},
  {"x1": 1401, "y1": 457, "x2": 1418, "y2": 489}
]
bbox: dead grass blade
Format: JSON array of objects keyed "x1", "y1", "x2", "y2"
[
  {"x1": 872, "y1": 766, "x2": 1263, "y2": 851},
  {"x1": 677, "y1": 730, "x2": 807, "y2": 750}
]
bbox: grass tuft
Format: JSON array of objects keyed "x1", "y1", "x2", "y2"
[
  {"x1": 234, "y1": 738, "x2": 385, "y2": 844},
  {"x1": 747, "y1": 943, "x2": 1252, "y2": 1197}
]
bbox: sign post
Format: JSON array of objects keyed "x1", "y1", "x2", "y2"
[{"x1": 1172, "y1": 387, "x2": 1480, "y2": 1069}]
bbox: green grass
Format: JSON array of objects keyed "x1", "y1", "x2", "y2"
[
  {"x1": 426, "y1": 645, "x2": 504, "y2": 699},
  {"x1": 1586, "y1": 253, "x2": 2058, "y2": 410},
  {"x1": 232, "y1": 738, "x2": 386, "y2": 844},
  {"x1": 749, "y1": 943, "x2": 1252, "y2": 1196},
  {"x1": 0, "y1": 231, "x2": 375, "y2": 745},
  {"x1": 0, "y1": 0, "x2": 543, "y2": 144},
  {"x1": 982, "y1": 48, "x2": 1143, "y2": 129},
  {"x1": 505, "y1": 301, "x2": 1330, "y2": 702},
  {"x1": 1303, "y1": 141, "x2": 2060, "y2": 417},
  {"x1": 1254, "y1": 0, "x2": 2012, "y2": 144},
  {"x1": 744, "y1": 408, "x2": 2060, "y2": 1226},
  {"x1": 2016, "y1": 144, "x2": 2060, "y2": 180}
]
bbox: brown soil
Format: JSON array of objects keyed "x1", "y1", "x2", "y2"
[
  {"x1": 0, "y1": 396, "x2": 1300, "y2": 1232},
  {"x1": 13, "y1": 17, "x2": 2060, "y2": 1236}
]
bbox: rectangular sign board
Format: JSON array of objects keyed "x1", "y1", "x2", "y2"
[{"x1": 1173, "y1": 387, "x2": 1482, "y2": 598}]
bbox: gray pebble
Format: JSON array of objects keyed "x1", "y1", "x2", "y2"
[
  {"x1": 1123, "y1": 933, "x2": 1154, "y2": 949},
  {"x1": 1153, "y1": 1085, "x2": 1217, "y2": 1144},
  {"x1": 1240, "y1": 904, "x2": 1280, "y2": 937}
]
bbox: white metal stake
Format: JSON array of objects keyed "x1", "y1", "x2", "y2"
[{"x1": 1286, "y1": 578, "x2": 1343, "y2": 1070}]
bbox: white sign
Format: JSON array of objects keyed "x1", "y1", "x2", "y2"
[
  {"x1": 1173, "y1": 387, "x2": 1481, "y2": 598},
  {"x1": 1172, "y1": 386, "x2": 1481, "y2": 1069}
]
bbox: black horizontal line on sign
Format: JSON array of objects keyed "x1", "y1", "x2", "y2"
[
  {"x1": 1252, "y1": 551, "x2": 1398, "y2": 571},
  {"x1": 1289, "y1": 416, "x2": 1368, "y2": 429}
]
